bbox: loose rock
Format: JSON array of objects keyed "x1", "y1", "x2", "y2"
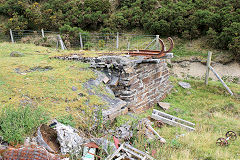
[
  {"x1": 178, "y1": 81, "x2": 191, "y2": 89},
  {"x1": 10, "y1": 51, "x2": 24, "y2": 57}
]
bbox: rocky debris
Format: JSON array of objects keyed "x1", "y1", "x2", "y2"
[
  {"x1": 51, "y1": 120, "x2": 88, "y2": 155},
  {"x1": 179, "y1": 61, "x2": 190, "y2": 68},
  {"x1": 157, "y1": 102, "x2": 170, "y2": 110},
  {"x1": 115, "y1": 123, "x2": 133, "y2": 141},
  {"x1": 178, "y1": 81, "x2": 191, "y2": 89},
  {"x1": 84, "y1": 71, "x2": 128, "y2": 122},
  {"x1": 10, "y1": 51, "x2": 24, "y2": 57}
]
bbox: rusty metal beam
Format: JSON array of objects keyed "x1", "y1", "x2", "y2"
[{"x1": 127, "y1": 37, "x2": 174, "y2": 59}]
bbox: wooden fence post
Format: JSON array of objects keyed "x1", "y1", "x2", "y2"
[
  {"x1": 127, "y1": 41, "x2": 130, "y2": 50},
  {"x1": 116, "y1": 32, "x2": 119, "y2": 49},
  {"x1": 79, "y1": 33, "x2": 83, "y2": 49},
  {"x1": 205, "y1": 51, "x2": 212, "y2": 85},
  {"x1": 10, "y1": 29, "x2": 14, "y2": 43},
  {"x1": 155, "y1": 35, "x2": 159, "y2": 50},
  {"x1": 41, "y1": 29, "x2": 45, "y2": 38},
  {"x1": 57, "y1": 35, "x2": 67, "y2": 50}
]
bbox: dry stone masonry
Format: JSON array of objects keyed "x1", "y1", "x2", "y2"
[{"x1": 54, "y1": 54, "x2": 172, "y2": 114}]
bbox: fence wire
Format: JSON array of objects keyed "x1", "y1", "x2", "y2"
[{"x1": 2, "y1": 29, "x2": 159, "y2": 51}]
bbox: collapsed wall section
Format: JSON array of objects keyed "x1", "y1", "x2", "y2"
[
  {"x1": 90, "y1": 56, "x2": 172, "y2": 113},
  {"x1": 54, "y1": 55, "x2": 172, "y2": 113}
]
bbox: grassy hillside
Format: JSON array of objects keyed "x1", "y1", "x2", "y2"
[{"x1": 0, "y1": 43, "x2": 239, "y2": 159}]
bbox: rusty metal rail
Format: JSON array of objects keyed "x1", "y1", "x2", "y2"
[{"x1": 127, "y1": 37, "x2": 174, "y2": 59}]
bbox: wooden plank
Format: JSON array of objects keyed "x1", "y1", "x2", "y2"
[
  {"x1": 205, "y1": 51, "x2": 212, "y2": 85},
  {"x1": 41, "y1": 29, "x2": 45, "y2": 38},
  {"x1": 209, "y1": 66, "x2": 234, "y2": 96},
  {"x1": 57, "y1": 35, "x2": 67, "y2": 50},
  {"x1": 106, "y1": 143, "x2": 124, "y2": 160},
  {"x1": 122, "y1": 147, "x2": 144, "y2": 159},
  {"x1": 144, "y1": 38, "x2": 156, "y2": 50},
  {"x1": 155, "y1": 35, "x2": 159, "y2": 50},
  {"x1": 145, "y1": 123, "x2": 166, "y2": 143},
  {"x1": 116, "y1": 32, "x2": 119, "y2": 49},
  {"x1": 124, "y1": 144, "x2": 154, "y2": 160},
  {"x1": 151, "y1": 114, "x2": 195, "y2": 131},
  {"x1": 153, "y1": 109, "x2": 195, "y2": 127},
  {"x1": 79, "y1": 33, "x2": 83, "y2": 49}
]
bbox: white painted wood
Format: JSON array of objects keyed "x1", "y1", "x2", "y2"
[
  {"x1": 41, "y1": 29, "x2": 45, "y2": 38},
  {"x1": 116, "y1": 32, "x2": 119, "y2": 49},
  {"x1": 79, "y1": 33, "x2": 83, "y2": 49},
  {"x1": 205, "y1": 51, "x2": 212, "y2": 85},
  {"x1": 155, "y1": 35, "x2": 159, "y2": 50},
  {"x1": 122, "y1": 147, "x2": 144, "y2": 159},
  {"x1": 153, "y1": 109, "x2": 195, "y2": 126},
  {"x1": 57, "y1": 35, "x2": 67, "y2": 50},
  {"x1": 106, "y1": 143, "x2": 124, "y2": 160},
  {"x1": 10, "y1": 29, "x2": 14, "y2": 43},
  {"x1": 209, "y1": 66, "x2": 234, "y2": 96},
  {"x1": 151, "y1": 114, "x2": 195, "y2": 131},
  {"x1": 144, "y1": 38, "x2": 156, "y2": 50},
  {"x1": 124, "y1": 144, "x2": 154, "y2": 160}
]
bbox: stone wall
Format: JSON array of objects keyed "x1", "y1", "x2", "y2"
[{"x1": 54, "y1": 55, "x2": 172, "y2": 113}]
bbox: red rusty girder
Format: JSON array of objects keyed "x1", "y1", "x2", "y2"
[{"x1": 127, "y1": 37, "x2": 174, "y2": 59}]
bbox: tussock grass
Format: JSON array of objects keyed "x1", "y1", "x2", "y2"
[
  {"x1": 0, "y1": 42, "x2": 106, "y2": 130},
  {"x1": 116, "y1": 77, "x2": 240, "y2": 159}
]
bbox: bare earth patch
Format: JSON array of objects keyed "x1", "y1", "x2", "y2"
[{"x1": 171, "y1": 62, "x2": 240, "y2": 83}]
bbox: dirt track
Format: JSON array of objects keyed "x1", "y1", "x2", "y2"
[{"x1": 171, "y1": 61, "x2": 240, "y2": 83}]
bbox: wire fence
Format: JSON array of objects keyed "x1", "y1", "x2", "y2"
[{"x1": 0, "y1": 29, "x2": 159, "y2": 51}]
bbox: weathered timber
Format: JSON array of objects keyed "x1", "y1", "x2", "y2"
[{"x1": 151, "y1": 109, "x2": 195, "y2": 131}]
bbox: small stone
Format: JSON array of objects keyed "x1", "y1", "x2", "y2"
[
  {"x1": 186, "y1": 91, "x2": 192, "y2": 95},
  {"x1": 178, "y1": 81, "x2": 191, "y2": 89},
  {"x1": 179, "y1": 61, "x2": 190, "y2": 68},
  {"x1": 102, "y1": 76, "x2": 110, "y2": 84},
  {"x1": 78, "y1": 93, "x2": 84, "y2": 97},
  {"x1": 72, "y1": 86, "x2": 77, "y2": 91},
  {"x1": 157, "y1": 102, "x2": 170, "y2": 110},
  {"x1": 10, "y1": 51, "x2": 24, "y2": 57}
]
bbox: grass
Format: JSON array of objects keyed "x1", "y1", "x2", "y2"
[
  {"x1": 0, "y1": 42, "x2": 109, "y2": 130},
  {"x1": 115, "y1": 77, "x2": 240, "y2": 159},
  {"x1": 0, "y1": 105, "x2": 49, "y2": 145},
  {"x1": 0, "y1": 42, "x2": 239, "y2": 159}
]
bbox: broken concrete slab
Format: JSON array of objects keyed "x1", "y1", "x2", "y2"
[
  {"x1": 157, "y1": 102, "x2": 170, "y2": 110},
  {"x1": 178, "y1": 81, "x2": 191, "y2": 89},
  {"x1": 51, "y1": 120, "x2": 88, "y2": 155}
]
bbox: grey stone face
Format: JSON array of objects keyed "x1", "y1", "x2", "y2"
[{"x1": 54, "y1": 55, "x2": 172, "y2": 113}]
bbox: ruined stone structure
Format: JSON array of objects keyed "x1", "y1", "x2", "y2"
[
  {"x1": 90, "y1": 56, "x2": 172, "y2": 113},
  {"x1": 55, "y1": 55, "x2": 172, "y2": 114}
]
